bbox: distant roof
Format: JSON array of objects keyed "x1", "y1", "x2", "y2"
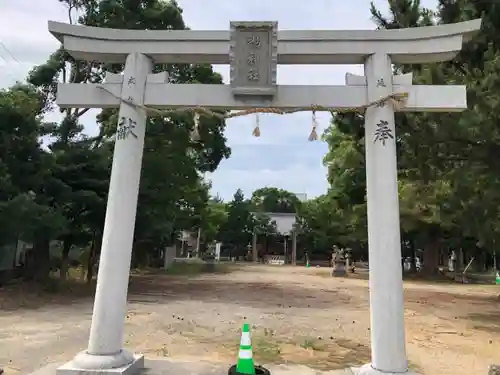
[
  {"x1": 253, "y1": 212, "x2": 296, "y2": 235},
  {"x1": 294, "y1": 193, "x2": 307, "y2": 201}
]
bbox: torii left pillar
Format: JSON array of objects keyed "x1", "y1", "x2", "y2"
[{"x1": 57, "y1": 52, "x2": 152, "y2": 375}]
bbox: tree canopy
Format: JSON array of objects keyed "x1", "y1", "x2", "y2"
[
  {"x1": 1, "y1": 0, "x2": 498, "y2": 283},
  {"x1": 1, "y1": 0, "x2": 230, "y2": 280},
  {"x1": 319, "y1": 0, "x2": 500, "y2": 271}
]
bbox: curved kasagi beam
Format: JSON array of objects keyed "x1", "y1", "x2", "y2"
[{"x1": 48, "y1": 19, "x2": 481, "y2": 65}]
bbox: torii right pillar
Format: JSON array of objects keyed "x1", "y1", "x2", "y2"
[{"x1": 358, "y1": 53, "x2": 410, "y2": 375}]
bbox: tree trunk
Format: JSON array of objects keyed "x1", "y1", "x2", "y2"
[
  {"x1": 410, "y1": 238, "x2": 417, "y2": 273},
  {"x1": 458, "y1": 248, "x2": 464, "y2": 271},
  {"x1": 422, "y1": 239, "x2": 440, "y2": 275},
  {"x1": 33, "y1": 237, "x2": 51, "y2": 282},
  {"x1": 86, "y1": 233, "x2": 101, "y2": 284},
  {"x1": 252, "y1": 231, "x2": 257, "y2": 262},
  {"x1": 60, "y1": 239, "x2": 72, "y2": 281}
]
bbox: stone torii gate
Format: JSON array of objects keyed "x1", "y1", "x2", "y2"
[{"x1": 48, "y1": 19, "x2": 481, "y2": 375}]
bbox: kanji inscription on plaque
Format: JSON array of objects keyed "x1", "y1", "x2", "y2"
[{"x1": 229, "y1": 21, "x2": 278, "y2": 97}]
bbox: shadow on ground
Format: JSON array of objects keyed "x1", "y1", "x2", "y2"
[
  {"x1": 2, "y1": 266, "x2": 497, "y2": 313},
  {"x1": 466, "y1": 311, "x2": 500, "y2": 333},
  {"x1": 406, "y1": 289, "x2": 499, "y2": 307},
  {"x1": 0, "y1": 270, "x2": 352, "y2": 311},
  {"x1": 127, "y1": 275, "x2": 352, "y2": 309},
  {"x1": 0, "y1": 279, "x2": 96, "y2": 311}
]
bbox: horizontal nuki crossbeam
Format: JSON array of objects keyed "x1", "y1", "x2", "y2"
[{"x1": 56, "y1": 82, "x2": 467, "y2": 112}]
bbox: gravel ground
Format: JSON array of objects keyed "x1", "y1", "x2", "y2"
[{"x1": 0, "y1": 264, "x2": 498, "y2": 375}]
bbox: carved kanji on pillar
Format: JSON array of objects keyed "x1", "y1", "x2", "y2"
[
  {"x1": 373, "y1": 119, "x2": 394, "y2": 146},
  {"x1": 117, "y1": 117, "x2": 138, "y2": 140}
]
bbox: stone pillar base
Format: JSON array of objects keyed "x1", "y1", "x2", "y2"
[
  {"x1": 57, "y1": 351, "x2": 144, "y2": 375},
  {"x1": 352, "y1": 364, "x2": 418, "y2": 375},
  {"x1": 489, "y1": 364, "x2": 500, "y2": 375},
  {"x1": 332, "y1": 269, "x2": 347, "y2": 276},
  {"x1": 332, "y1": 261, "x2": 347, "y2": 277}
]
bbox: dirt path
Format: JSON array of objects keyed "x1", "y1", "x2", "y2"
[{"x1": 0, "y1": 265, "x2": 498, "y2": 375}]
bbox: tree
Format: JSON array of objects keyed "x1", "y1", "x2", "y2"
[
  {"x1": 49, "y1": 140, "x2": 111, "y2": 279},
  {"x1": 218, "y1": 189, "x2": 254, "y2": 255},
  {"x1": 348, "y1": 0, "x2": 500, "y2": 272},
  {"x1": 17, "y1": 0, "x2": 231, "y2": 279},
  {"x1": 0, "y1": 84, "x2": 68, "y2": 280},
  {"x1": 318, "y1": 0, "x2": 500, "y2": 272},
  {"x1": 200, "y1": 196, "x2": 228, "y2": 245},
  {"x1": 251, "y1": 187, "x2": 301, "y2": 213}
]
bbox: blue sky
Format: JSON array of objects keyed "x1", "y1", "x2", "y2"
[{"x1": 0, "y1": 0, "x2": 437, "y2": 200}]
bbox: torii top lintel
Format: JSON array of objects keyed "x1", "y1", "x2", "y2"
[{"x1": 48, "y1": 19, "x2": 481, "y2": 65}]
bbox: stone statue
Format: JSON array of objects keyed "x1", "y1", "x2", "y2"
[
  {"x1": 332, "y1": 246, "x2": 347, "y2": 277},
  {"x1": 449, "y1": 250, "x2": 457, "y2": 272},
  {"x1": 345, "y1": 248, "x2": 354, "y2": 273},
  {"x1": 488, "y1": 364, "x2": 500, "y2": 375}
]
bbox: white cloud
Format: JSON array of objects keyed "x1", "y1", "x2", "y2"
[
  {"x1": 0, "y1": 0, "x2": 439, "y2": 200},
  {"x1": 206, "y1": 162, "x2": 328, "y2": 201},
  {"x1": 0, "y1": 0, "x2": 69, "y2": 88}
]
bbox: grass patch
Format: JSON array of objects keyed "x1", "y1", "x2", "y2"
[
  {"x1": 313, "y1": 268, "x2": 331, "y2": 277},
  {"x1": 252, "y1": 336, "x2": 284, "y2": 363},
  {"x1": 408, "y1": 361, "x2": 422, "y2": 373},
  {"x1": 215, "y1": 330, "x2": 371, "y2": 370},
  {"x1": 218, "y1": 333, "x2": 283, "y2": 364},
  {"x1": 298, "y1": 337, "x2": 327, "y2": 351},
  {"x1": 165, "y1": 259, "x2": 233, "y2": 276}
]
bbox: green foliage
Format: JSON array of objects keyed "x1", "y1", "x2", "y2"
[
  {"x1": 253, "y1": 212, "x2": 278, "y2": 236},
  {"x1": 4, "y1": 0, "x2": 500, "y2": 282},
  {"x1": 218, "y1": 189, "x2": 254, "y2": 252},
  {"x1": 0, "y1": 85, "x2": 66, "y2": 242},
  {"x1": 200, "y1": 197, "x2": 228, "y2": 244},
  {"x1": 251, "y1": 187, "x2": 301, "y2": 213},
  {"x1": 312, "y1": 0, "x2": 500, "y2": 270},
  {"x1": 0, "y1": 0, "x2": 231, "y2": 280},
  {"x1": 203, "y1": 188, "x2": 289, "y2": 256}
]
